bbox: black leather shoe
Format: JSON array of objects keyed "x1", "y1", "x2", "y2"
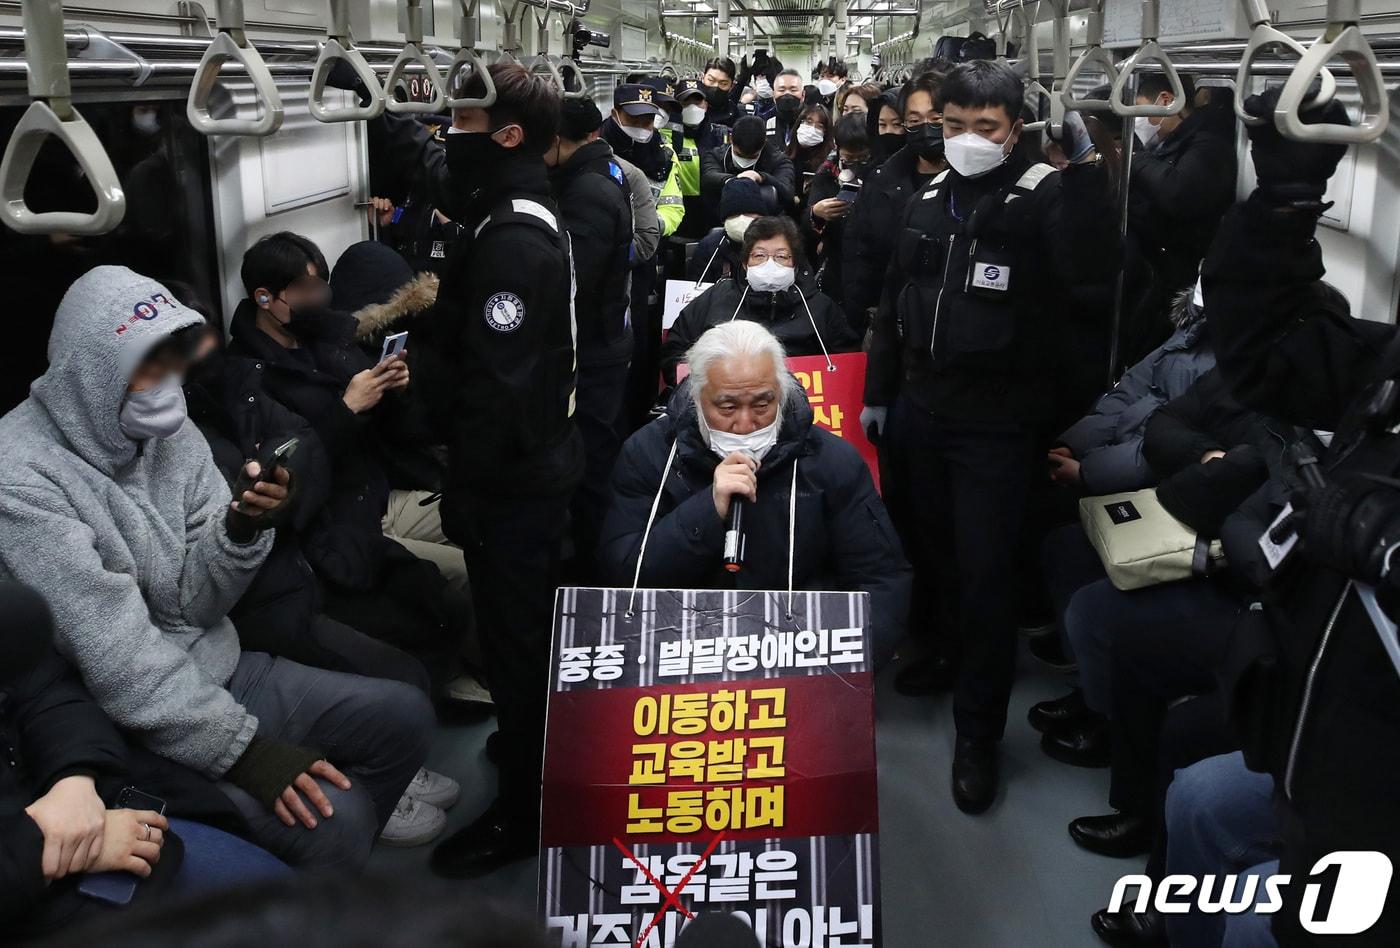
[
  {"x1": 1069, "y1": 813, "x2": 1153, "y2": 858},
  {"x1": 1091, "y1": 906, "x2": 1166, "y2": 946},
  {"x1": 894, "y1": 653, "x2": 956, "y2": 696},
  {"x1": 430, "y1": 801, "x2": 534, "y2": 878},
  {"x1": 1040, "y1": 716, "x2": 1110, "y2": 767},
  {"x1": 1028, "y1": 688, "x2": 1090, "y2": 734},
  {"x1": 951, "y1": 736, "x2": 999, "y2": 815},
  {"x1": 1027, "y1": 631, "x2": 1077, "y2": 670}
]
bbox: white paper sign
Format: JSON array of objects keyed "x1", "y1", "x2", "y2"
[{"x1": 662, "y1": 279, "x2": 715, "y2": 332}]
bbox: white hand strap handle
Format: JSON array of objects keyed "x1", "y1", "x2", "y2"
[
  {"x1": 187, "y1": 0, "x2": 284, "y2": 136},
  {"x1": 1235, "y1": 0, "x2": 1337, "y2": 127},
  {"x1": 0, "y1": 0, "x2": 125, "y2": 235},
  {"x1": 1274, "y1": 0, "x2": 1388, "y2": 144},
  {"x1": 1063, "y1": 7, "x2": 1118, "y2": 112},
  {"x1": 385, "y1": 0, "x2": 446, "y2": 114},
  {"x1": 309, "y1": 0, "x2": 386, "y2": 122},
  {"x1": 1110, "y1": 0, "x2": 1185, "y2": 118}
]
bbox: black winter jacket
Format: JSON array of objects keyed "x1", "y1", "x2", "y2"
[
  {"x1": 1129, "y1": 106, "x2": 1237, "y2": 293},
  {"x1": 687, "y1": 228, "x2": 744, "y2": 285},
  {"x1": 598, "y1": 387, "x2": 911, "y2": 665},
  {"x1": 840, "y1": 146, "x2": 936, "y2": 331},
  {"x1": 660, "y1": 276, "x2": 859, "y2": 386},
  {"x1": 1204, "y1": 193, "x2": 1400, "y2": 948},
  {"x1": 550, "y1": 139, "x2": 634, "y2": 368},
  {"x1": 2, "y1": 611, "x2": 125, "y2": 931},
  {"x1": 226, "y1": 305, "x2": 397, "y2": 590},
  {"x1": 700, "y1": 142, "x2": 797, "y2": 219}
]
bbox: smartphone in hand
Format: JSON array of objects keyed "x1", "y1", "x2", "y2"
[
  {"x1": 232, "y1": 437, "x2": 299, "y2": 513},
  {"x1": 379, "y1": 330, "x2": 409, "y2": 364},
  {"x1": 76, "y1": 787, "x2": 167, "y2": 906}
]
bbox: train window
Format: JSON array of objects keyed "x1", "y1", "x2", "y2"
[{"x1": 0, "y1": 97, "x2": 219, "y2": 413}]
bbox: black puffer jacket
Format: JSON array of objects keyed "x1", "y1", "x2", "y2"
[
  {"x1": 701, "y1": 142, "x2": 797, "y2": 218},
  {"x1": 226, "y1": 304, "x2": 394, "y2": 589},
  {"x1": 840, "y1": 145, "x2": 935, "y2": 331},
  {"x1": 660, "y1": 275, "x2": 859, "y2": 386},
  {"x1": 598, "y1": 386, "x2": 911, "y2": 666},
  {"x1": 550, "y1": 139, "x2": 634, "y2": 369}
]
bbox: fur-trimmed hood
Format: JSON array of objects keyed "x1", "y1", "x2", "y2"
[{"x1": 352, "y1": 272, "x2": 439, "y2": 342}]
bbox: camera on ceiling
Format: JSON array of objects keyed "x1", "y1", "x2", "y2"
[{"x1": 571, "y1": 20, "x2": 611, "y2": 56}]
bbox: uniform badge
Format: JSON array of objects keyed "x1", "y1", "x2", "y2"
[{"x1": 484, "y1": 292, "x2": 526, "y2": 332}]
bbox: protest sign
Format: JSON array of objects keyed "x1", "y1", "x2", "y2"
[
  {"x1": 788, "y1": 352, "x2": 880, "y2": 493},
  {"x1": 662, "y1": 280, "x2": 715, "y2": 332}
]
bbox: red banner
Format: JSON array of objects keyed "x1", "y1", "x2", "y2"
[{"x1": 789, "y1": 352, "x2": 880, "y2": 493}]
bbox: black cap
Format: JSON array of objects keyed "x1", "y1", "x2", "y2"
[
  {"x1": 613, "y1": 83, "x2": 662, "y2": 116},
  {"x1": 675, "y1": 78, "x2": 707, "y2": 103},
  {"x1": 643, "y1": 76, "x2": 679, "y2": 104},
  {"x1": 560, "y1": 95, "x2": 605, "y2": 140}
]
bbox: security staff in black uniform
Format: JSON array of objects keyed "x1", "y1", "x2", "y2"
[
  {"x1": 421, "y1": 62, "x2": 583, "y2": 878},
  {"x1": 546, "y1": 95, "x2": 635, "y2": 577},
  {"x1": 861, "y1": 61, "x2": 1119, "y2": 815}
]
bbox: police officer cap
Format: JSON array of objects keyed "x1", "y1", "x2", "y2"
[
  {"x1": 560, "y1": 95, "x2": 605, "y2": 140},
  {"x1": 675, "y1": 78, "x2": 707, "y2": 103},
  {"x1": 614, "y1": 83, "x2": 662, "y2": 117},
  {"x1": 642, "y1": 76, "x2": 679, "y2": 105}
]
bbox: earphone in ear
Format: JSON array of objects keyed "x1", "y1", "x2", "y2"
[{"x1": 257, "y1": 293, "x2": 271, "y2": 304}]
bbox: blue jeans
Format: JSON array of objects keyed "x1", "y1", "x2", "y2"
[
  {"x1": 1222, "y1": 861, "x2": 1280, "y2": 948},
  {"x1": 168, "y1": 818, "x2": 291, "y2": 895},
  {"x1": 1165, "y1": 752, "x2": 1280, "y2": 947}
]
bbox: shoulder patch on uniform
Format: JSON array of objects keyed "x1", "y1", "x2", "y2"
[{"x1": 484, "y1": 292, "x2": 526, "y2": 332}]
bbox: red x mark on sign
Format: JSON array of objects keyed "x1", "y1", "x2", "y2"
[{"x1": 613, "y1": 831, "x2": 727, "y2": 948}]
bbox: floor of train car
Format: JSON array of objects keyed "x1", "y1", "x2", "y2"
[{"x1": 368, "y1": 643, "x2": 1141, "y2": 947}]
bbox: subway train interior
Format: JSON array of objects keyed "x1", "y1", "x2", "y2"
[{"x1": 1, "y1": 0, "x2": 1400, "y2": 946}]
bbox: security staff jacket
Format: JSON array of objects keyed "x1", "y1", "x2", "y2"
[{"x1": 865, "y1": 154, "x2": 1119, "y2": 426}]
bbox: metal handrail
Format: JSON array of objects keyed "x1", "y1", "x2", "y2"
[
  {"x1": 1110, "y1": 0, "x2": 1185, "y2": 118},
  {"x1": 186, "y1": 0, "x2": 282, "y2": 135},
  {"x1": 1274, "y1": 0, "x2": 1388, "y2": 144},
  {"x1": 444, "y1": 0, "x2": 497, "y2": 109},
  {"x1": 385, "y1": 0, "x2": 445, "y2": 114},
  {"x1": 309, "y1": 0, "x2": 385, "y2": 122},
  {"x1": 0, "y1": 0, "x2": 124, "y2": 235}
]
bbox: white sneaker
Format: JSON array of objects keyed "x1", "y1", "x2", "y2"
[
  {"x1": 405, "y1": 766, "x2": 461, "y2": 810},
  {"x1": 446, "y1": 673, "x2": 494, "y2": 706},
  {"x1": 379, "y1": 794, "x2": 447, "y2": 847}
]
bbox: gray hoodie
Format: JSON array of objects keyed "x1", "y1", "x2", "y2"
[{"x1": 0, "y1": 266, "x2": 271, "y2": 779}]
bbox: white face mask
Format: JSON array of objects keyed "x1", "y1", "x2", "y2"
[
  {"x1": 746, "y1": 258, "x2": 796, "y2": 293},
  {"x1": 119, "y1": 375, "x2": 187, "y2": 442},
  {"x1": 796, "y1": 124, "x2": 825, "y2": 148},
  {"x1": 652, "y1": 112, "x2": 668, "y2": 130},
  {"x1": 731, "y1": 150, "x2": 759, "y2": 169},
  {"x1": 682, "y1": 103, "x2": 706, "y2": 126},
  {"x1": 700, "y1": 412, "x2": 781, "y2": 462},
  {"x1": 619, "y1": 122, "x2": 654, "y2": 144},
  {"x1": 754, "y1": 78, "x2": 773, "y2": 99},
  {"x1": 132, "y1": 110, "x2": 160, "y2": 136},
  {"x1": 817, "y1": 78, "x2": 841, "y2": 97},
  {"x1": 943, "y1": 131, "x2": 1010, "y2": 179},
  {"x1": 724, "y1": 216, "x2": 755, "y2": 243},
  {"x1": 1134, "y1": 115, "x2": 1161, "y2": 149}
]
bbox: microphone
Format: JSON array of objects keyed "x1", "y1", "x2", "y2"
[
  {"x1": 722, "y1": 449, "x2": 760, "y2": 574},
  {"x1": 724, "y1": 497, "x2": 746, "y2": 573}
]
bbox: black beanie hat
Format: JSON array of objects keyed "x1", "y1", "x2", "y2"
[
  {"x1": 330, "y1": 241, "x2": 415, "y2": 315},
  {"x1": 719, "y1": 177, "x2": 772, "y2": 220},
  {"x1": 560, "y1": 96, "x2": 605, "y2": 142}
]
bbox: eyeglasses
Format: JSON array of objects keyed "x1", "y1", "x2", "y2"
[{"x1": 748, "y1": 251, "x2": 794, "y2": 265}]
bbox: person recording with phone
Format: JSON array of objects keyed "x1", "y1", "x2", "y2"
[
  {"x1": 1199, "y1": 87, "x2": 1400, "y2": 948},
  {"x1": 599, "y1": 320, "x2": 909, "y2": 667},
  {"x1": 805, "y1": 113, "x2": 874, "y2": 307},
  {"x1": 0, "y1": 267, "x2": 435, "y2": 872}
]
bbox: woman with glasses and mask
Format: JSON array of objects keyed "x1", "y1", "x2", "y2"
[{"x1": 660, "y1": 215, "x2": 857, "y2": 387}]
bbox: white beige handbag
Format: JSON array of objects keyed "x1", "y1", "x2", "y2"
[{"x1": 1079, "y1": 489, "x2": 1224, "y2": 591}]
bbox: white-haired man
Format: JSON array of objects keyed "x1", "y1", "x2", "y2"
[{"x1": 598, "y1": 321, "x2": 910, "y2": 664}]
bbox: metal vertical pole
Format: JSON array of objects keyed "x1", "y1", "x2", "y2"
[{"x1": 1108, "y1": 75, "x2": 1138, "y2": 387}]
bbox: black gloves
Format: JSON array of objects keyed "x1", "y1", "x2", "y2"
[
  {"x1": 224, "y1": 736, "x2": 323, "y2": 811},
  {"x1": 1288, "y1": 476, "x2": 1400, "y2": 588},
  {"x1": 324, "y1": 58, "x2": 374, "y2": 107},
  {"x1": 1242, "y1": 86, "x2": 1350, "y2": 206}
]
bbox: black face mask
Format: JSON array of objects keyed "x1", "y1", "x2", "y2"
[
  {"x1": 445, "y1": 129, "x2": 513, "y2": 201},
  {"x1": 842, "y1": 160, "x2": 869, "y2": 181},
  {"x1": 704, "y1": 85, "x2": 728, "y2": 109},
  {"x1": 775, "y1": 94, "x2": 802, "y2": 120},
  {"x1": 187, "y1": 345, "x2": 227, "y2": 390},
  {"x1": 876, "y1": 132, "x2": 905, "y2": 158},
  {"x1": 905, "y1": 123, "x2": 944, "y2": 161}
]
